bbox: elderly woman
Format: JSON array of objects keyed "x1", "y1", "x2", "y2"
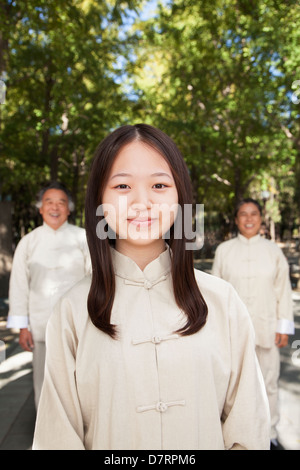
[{"x1": 212, "y1": 198, "x2": 294, "y2": 449}]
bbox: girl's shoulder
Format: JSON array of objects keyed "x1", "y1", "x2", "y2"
[
  {"x1": 53, "y1": 275, "x2": 91, "y2": 335},
  {"x1": 194, "y1": 267, "x2": 231, "y2": 294},
  {"x1": 193, "y1": 267, "x2": 249, "y2": 320}
]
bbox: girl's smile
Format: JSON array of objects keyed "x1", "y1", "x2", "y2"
[{"x1": 127, "y1": 216, "x2": 157, "y2": 227}]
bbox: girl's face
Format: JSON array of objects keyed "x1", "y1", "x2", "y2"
[{"x1": 102, "y1": 141, "x2": 179, "y2": 250}]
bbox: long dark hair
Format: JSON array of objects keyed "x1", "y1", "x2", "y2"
[{"x1": 85, "y1": 124, "x2": 208, "y2": 338}]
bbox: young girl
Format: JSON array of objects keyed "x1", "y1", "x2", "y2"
[{"x1": 33, "y1": 124, "x2": 270, "y2": 450}]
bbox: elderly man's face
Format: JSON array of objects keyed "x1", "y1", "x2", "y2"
[{"x1": 39, "y1": 189, "x2": 70, "y2": 230}]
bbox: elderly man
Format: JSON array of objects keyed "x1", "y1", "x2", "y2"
[
  {"x1": 212, "y1": 198, "x2": 294, "y2": 450},
  {"x1": 7, "y1": 181, "x2": 91, "y2": 407}
]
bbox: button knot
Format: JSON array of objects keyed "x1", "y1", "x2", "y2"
[
  {"x1": 152, "y1": 336, "x2": 161, "y2": 344},
  {"x1": 156, "y1": 401, "x2": 168, "y2": 412},
  {"x1": 144, "y1": 280, "x2": 152, "y2": 289}
]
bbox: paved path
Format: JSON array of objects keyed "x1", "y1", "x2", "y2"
[
  {"x1": 0, "y1": 292, "x2": 299, "y2": 450},
  {"x1": 0, "y1": 341, "x2": 35, "y2": 450}
]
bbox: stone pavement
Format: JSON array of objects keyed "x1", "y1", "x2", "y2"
[
  {"x1": 0, "y1": 343, "x2": 35, "y2": 450},
  {"x1": 0, "y1": 297, "x2": 35, "y2": 450},
  {"x1": 0, "y1": 293, "x2": 299, "y2": 451}
]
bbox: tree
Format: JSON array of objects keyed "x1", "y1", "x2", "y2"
[
  {"x1": 0, "y1": 0, "x2": 140, "y2": 239},
  {"x1": 130, "y1": 0, "x2": 299, "y2": 238}
]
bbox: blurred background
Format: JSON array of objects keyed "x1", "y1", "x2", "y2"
[{"x1": 1, "y1": 0, "x2": 300, "y2": 255}]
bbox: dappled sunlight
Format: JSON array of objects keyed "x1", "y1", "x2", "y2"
[{"x1": 0, "y1": 350, "x2": 33, "y2": 390}]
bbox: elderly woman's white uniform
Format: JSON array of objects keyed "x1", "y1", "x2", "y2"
[
  {"x1": 33, "y1": 248, "x2": 270, "y2": 450},
  {"x1": 212, "y1": 233, "x2": 294, "y2": 441},
  {"x1": 7, "y1": 221, "x2": 91, "y2": 405}
]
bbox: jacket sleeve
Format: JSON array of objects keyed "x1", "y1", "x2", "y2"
[
  {"x1": 7, "y1": 236, "x2": 30, "y2": 329},
  {"x1": 32, "y1": 297, "x2": 85, "y2": 450},
  {"x1": 222, "y1": 287, "x2": 271, "y2": 450},
  {"x1": 211, "y1": 245, "x2": 223, "y2": 278}
]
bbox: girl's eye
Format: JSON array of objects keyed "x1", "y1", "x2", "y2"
[
  {"x1": 115, "y1": 184, "x2": 130, "y2": 189},
  {"x1": 153, "y1": 183, "x2": 167, "y2": 189}
]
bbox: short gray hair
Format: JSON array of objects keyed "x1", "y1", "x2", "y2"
[{"x1": 35, "y1": 181, "x2": 75, "y2": 212}]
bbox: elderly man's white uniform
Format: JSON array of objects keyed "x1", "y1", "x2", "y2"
[
  {"x1": 7, "y1": 221, "x2": 91, "y2": 406},
  {"x1": 212, "y1": 233, "x2": 294, "y2": 441},
  {"x1": 33, "y1": 248, "x2": 270, "y2": 450}
]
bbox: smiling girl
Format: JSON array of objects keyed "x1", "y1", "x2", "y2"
[{"x1": 33, "y1": 124, "x2": 270, "y2": 450}]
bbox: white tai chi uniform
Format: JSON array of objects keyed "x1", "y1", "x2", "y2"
[
  {"x1": 33, "y1": 247, "x2": 270, "y2": 450},
  {"x1": 212, "y1": 233, "x2": 294, "y2": 440},
  {"x1": 7, "y1": 221, "x2": 91, "y2": 407}
]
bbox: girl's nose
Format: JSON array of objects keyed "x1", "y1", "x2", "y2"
[
  {"x1": 130, "y1": 188, "x2": 152, "y2": 212},
  {"x1": 131, "y1": 202, "x2": 152, "y2": 213}
]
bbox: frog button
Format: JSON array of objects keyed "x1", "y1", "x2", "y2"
[
  {"x1": 144, "y1": 280, "x2": 152, "y2": 289},
  {"x1": 156, "y1": 402, "x2": 168, "y2": 413},
  {"x1": 152, "y1": 336, "x2": 161, "y2": 344}
]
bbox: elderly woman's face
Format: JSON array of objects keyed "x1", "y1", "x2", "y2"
[{"x1": 235, "y1": 203, "x2": 262, "y2": 239}]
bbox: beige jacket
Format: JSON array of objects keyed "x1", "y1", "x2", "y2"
[
  {"x1": 7, "y1": 221, "x2": 91, "y2": 341},
  {"x1": 212, "y1": 234, "x2": 294, "y2": 348},
  {"x1": 33, "y1": 248, "x2": 270, "y2": 450}
]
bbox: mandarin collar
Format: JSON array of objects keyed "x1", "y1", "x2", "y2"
[
  {"x1": 238, "y1": 233, "x2": 261, "y2": 245},
  {"x1": 111, "y1": 246, "x2": 171, "y2": 284},
  {"x1": 43, "y1": 220, "x2": 69, "y2": 233}
]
